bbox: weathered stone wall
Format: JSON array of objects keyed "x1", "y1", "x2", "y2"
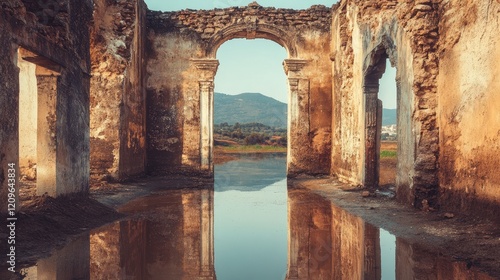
[
  {"x1": 146, "y1": 3, "x2": 332, "y2": 176},
  {"x1": 437, "y1": 0, "x2": 500, "y2": 216},
  {"x1": 0, "y1": 0, "x2": 92, "y2": 210},
  {"x1": 330, "y1": 0, "x2": 440, "y2": 208},
  {"x1": 90, "y1": 0, "x2": 148, "y2": 182},
  {"x1": 331, "y1": 0, "x2": 500, "y2": 212}
]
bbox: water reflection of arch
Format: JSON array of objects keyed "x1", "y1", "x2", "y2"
[{"x1": 206, "y1": 23, "x2": 297, "y2": 58}]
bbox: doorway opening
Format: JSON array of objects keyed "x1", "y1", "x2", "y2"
[
  {"x1": 211, "y1": 38, "x2": 289, "y2": 279},
  {"x1": 364, "y1": 53, "x2": 398, "y2": 193},
  {"x1": 212, "y1": 39, "x2": 288, "y2": 164},
  {"x1": 18, "y1": 47, "x2": 61, "y2": 203},
  {"x1": 378, "y1": 59, "x2": 397, "y2": 191}
]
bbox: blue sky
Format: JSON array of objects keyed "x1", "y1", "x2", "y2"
[{"x1": 144, "y1": 0, "x2": 397, "y2": 108}]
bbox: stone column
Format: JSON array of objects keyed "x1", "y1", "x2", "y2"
[
  {"x1": 364, "y1": 79, "x2": 380, "y2": 190},
  {"x1": 191, "y1": 59, "x2": 219, "y2": 175},
  {"x1": 199, "y1": 189, "x2": 215, "y2": 279},
  {"x1": 36, "y1": 66, "x2": 60, "y2": 196},
  {"x1": 283, "y1": 59, "x2": 309, "y2": 175}
]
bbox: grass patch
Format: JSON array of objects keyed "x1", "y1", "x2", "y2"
[
  {"x1": 380, "y1": 150, "x2": 397, "y2": 158},
  {"x1": 215, "y1": 144, "x2": 286, "y2": 154}
]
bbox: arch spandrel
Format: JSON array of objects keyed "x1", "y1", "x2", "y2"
[
  {"x1": 147, "y1": 3, "x2": 331, "y2": 60},
  {"x1": 206, "y1": 23, "x2": 297, "y2": 58}
]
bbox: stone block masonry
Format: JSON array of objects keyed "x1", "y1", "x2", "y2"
[
  {"x1": 0, "y1": 0, "x2": 93, "y2": 212},
  {"x1": 145, "y1": 2, "x2": 333, "y2": 176},
  {"x1": 2, "y1": 0, "x2": 498, "y2": 215},
  {"x1": 90, "y1": 0, "x2": 500, "y2": 214}
]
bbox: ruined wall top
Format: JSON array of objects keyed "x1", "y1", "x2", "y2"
[
  {"x1": 1, "y1": 0, "x2": 93, "y2": 49},
  {"x1": 147, "y1": 2, "x2": 332, "y2": 57}
]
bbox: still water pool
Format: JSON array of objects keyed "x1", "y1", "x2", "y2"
[{"x1": 19, "y1": 154, "x2": 493, "y2": 279}]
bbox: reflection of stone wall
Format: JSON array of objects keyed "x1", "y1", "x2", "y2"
[
  {"x1": 90, "y1": 189, "x2": 215, "y2": 279},
  {"x1": 396, "y1": 238, "x2": 495, "y2": 280},
  {"x1": 22, "y1": 235, "x2": 90, "y2": 280},
  {"x1": 287, "y1": 188, "x2": 382, "y2": 279}
]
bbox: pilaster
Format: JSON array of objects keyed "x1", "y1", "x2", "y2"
[{"x1": 191, "y1": 59, "x2": 219, "y2": 174}]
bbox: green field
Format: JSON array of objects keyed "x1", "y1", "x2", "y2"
[
  {"x1": 215, "y1": 144, "x2": 287, "y2": 154},
  {"x1": 380, "y1": 150, "x2": 397, "y2": 158}
]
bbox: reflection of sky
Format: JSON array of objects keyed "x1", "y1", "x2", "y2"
[
  {"x1": 214, "y1": 178, "x2": 288, "y2": 280},
  {"x1": 380, "y1": 228, "x2": 396, "y2": 280},
  {"x1": 214, "y1": 155, "x2": 287, "y2": 192}
]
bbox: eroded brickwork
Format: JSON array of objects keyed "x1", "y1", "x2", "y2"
[
  {"x1": 0, "y1": 0, "x2": 92, "y2": 210},
  {"x1": 87, "y1": 0, "x2": 500, "y2": 212},
  {"x1": 146, "y1": 2, "x2": 333, "y2": 176},
  {"x1": 90, "y1": 0, "x2": 147, "y2": 182},
  {"x1": 437, "y1": 0, "x2": 500, "y2": 216},
  {"x1": 3, "y1": 0, "x2": 498, "y2": 213},
  {"x1": 331, "y1": 0, "x2": 441, "y2": 208}
]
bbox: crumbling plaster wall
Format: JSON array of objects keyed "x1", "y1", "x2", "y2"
[
  {"x1": 0, "y1": 0, "x2": 92, "y2": 210},
  {"x1": 437, "y1": 0, "x2": 500, "y2": 215},
  {"x1": 90, "y1": 0, "x2": 147, "y2": 182},
  {"x1": 146, "y1": 3, "x2": 332, "y2": 176},
  {"x1": 331, "y1": 0, "x2": 440, "y2": 208}
]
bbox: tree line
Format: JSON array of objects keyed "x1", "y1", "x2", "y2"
[{"x1": 214, "y1": 122, "x2": 287, "y2": 146}]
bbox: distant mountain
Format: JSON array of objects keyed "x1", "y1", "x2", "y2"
[
  {"x1": 214, "y1": 92, "x2": 287, "y2": 128},
  {"x1": 214, "y1": 92, "x2": 395, "y2": 128},
  {"x1": 383, "y1": 108, "x2": 396, "y2": 126}
]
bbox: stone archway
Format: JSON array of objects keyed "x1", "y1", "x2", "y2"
[
  {"x1": 362, "y1": 38, "x2": 398, "y2": 190},
  {"x1": 145, "y1": 2, "x2": 333, "y2": 176},
  {"x1": 361, "y1": 35, "x2": 439, "y2": 206}
]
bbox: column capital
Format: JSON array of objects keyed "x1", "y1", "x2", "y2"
[
  {"x1": 191, "y1": 59, "x2": 219, "y2": 72},
  {"x1": 283, "y1": 59, "x2": 309, "y2": 75}
]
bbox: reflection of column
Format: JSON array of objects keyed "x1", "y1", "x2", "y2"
[
  {"x1": 332, "y1": 203, "x2": 382, "y2": 279},
  {"x1": 287, "y1": 188, "x2": 333, "y2": 279},
  {"x1": 37, "y1": 234, "x2": 90, "y2": 279},
  {"x1": 364, "y1": 79, "x2": 379, "y2": 190},
  {"x1": 200, "y1": 189, "x2": 215, "y2": 279},
  {"x1": 396, "y1": 238, "x2": 437, "y2": 280},
  {"x1": 283, "y1": 59, "x2": 309, "y2": 175},
  {"x1": 364, "y1": 224, "x2": 381, "y2": 280},
  {"x1": 286, "y1": 190, "x2": 299, "y2": 280},
  {"x1": 191, "y1": 59, "x2": 219, "y2": 174}
]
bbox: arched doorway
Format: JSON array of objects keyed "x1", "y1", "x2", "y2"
[
  {"x1": 192, "y1": 23, "x2": 311, "y2": 175},
  {"x1": 145, "y1": 3, "x2": 332, "y2": 177},
  {"x1": 362, "y1": 39, "x2": 414, "y2": 199}
]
